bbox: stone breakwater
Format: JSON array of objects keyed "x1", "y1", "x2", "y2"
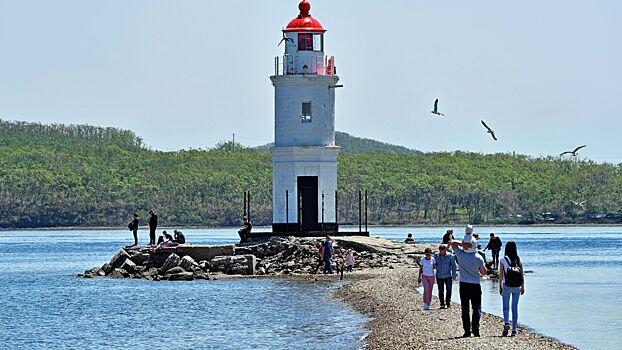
[{"x1": 81, "y1": 236, "x2": 442, "y2": 280}]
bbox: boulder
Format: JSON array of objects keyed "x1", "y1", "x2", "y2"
[
  {"x1": 167, "y1": 272, "x2": 195, "y2": 281},
  {"x1": 101, "y1": 263, "x2": 113, "y2": 274},
  {"x1": 109, "y1": 248, "x2": 131, "y2": 269},
  {"x1": 110, "y1": 268, "x2": 129, "y2": 279},
  {"x1": 179, "y1": 255, "x2": 197, "y2": 272},
  {"x1": 193, "y1": 272, "x2": 210, "y2": 280},
  {"x1": 120, "y1": 259, "x2": 140, "y2": 274},
  {"x1": 142, "y1": 268, "x2": 159, "y2": 278},
  {"x1": 159, "y1": 253, "x2": 180, "y2": 274},
  {"x1": 166, "y1": 266, "x2": 185, "y2": 275},
  {"x1": 130, "y1": 253, "x2": 150, "y2": 265}
]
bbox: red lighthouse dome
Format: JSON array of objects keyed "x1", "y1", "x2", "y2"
[{"x1": 284, "y1": 1, "x2": 326, "y2": 33}]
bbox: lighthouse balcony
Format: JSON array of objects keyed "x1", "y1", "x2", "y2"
[{"x1": 274, "y1": 54, "x2": 336, "y2": 76}]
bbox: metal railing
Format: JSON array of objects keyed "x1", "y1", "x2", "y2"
[{"x1": 274, "y1": 55, "x2": 336, "y2": 76}]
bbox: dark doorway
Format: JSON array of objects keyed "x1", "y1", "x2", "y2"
[{"x1": 298, "y1": 176, "x2": 319, "y2": 231}]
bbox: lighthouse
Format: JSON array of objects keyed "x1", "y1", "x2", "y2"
[{"x1": 270, "y1": 0, "x2": 340, "y2": 235}]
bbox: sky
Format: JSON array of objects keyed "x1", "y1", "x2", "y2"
[{"x1": 1, "y1": 0, "x2": 620, "y2": 162}]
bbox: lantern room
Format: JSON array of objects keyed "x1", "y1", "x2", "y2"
[{"x1": 275, "y1": 0, "x2": 336, "y2": 76}]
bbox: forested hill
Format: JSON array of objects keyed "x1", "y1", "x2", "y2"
[
  {"x1": 256, "y1": 131, "x2": 422, "y2": 155},
  {"x1": 1, "y1": 119, "x2": 621, "y2": 228}
]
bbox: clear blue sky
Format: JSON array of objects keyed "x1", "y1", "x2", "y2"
[{"x1": 1, "y1": 0, "x2": 620, "y2": 162}]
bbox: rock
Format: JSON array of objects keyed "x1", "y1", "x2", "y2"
[
  {"x1": 131, "y1": 253, "x2": 150, "y2": 265},
  {"x1": 167, "y1": 272, "x2": 195, "y2": 281},
  {"x1": 110, "y1": 268, "x2": 129, "y2": 279},
  {"x1": 120, "y1": 259, "x2": 139, "y2": 274},
  {"x1": 159, "y1": 253, "x2": 180, "y2": 274},
  {"x1": 193, "y1": 271, "x2": 210, "y2": 280},
  {"x1": 101, "y1": 263, "x2": 113, "y2": 274},
  {"x1": 179, "y1": 255, "x2": 197, "y2": 272},
  {"x1": 109, "y1": 248, "x2": 131, "y2": 269},
  {"x1": 166, "y1": 266, "x2": 185, "y2": 275}
]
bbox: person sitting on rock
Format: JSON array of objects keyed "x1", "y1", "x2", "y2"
[
  {"x1": 404, "y1": 233, "x2": 415, "y2": 244},
  {"x1": 237, "y1": 216, "x2": 252, "y2": 241},
  {"x1": 154, "y1": 231, "x2": 177, "y2": 251},
  {"x1": 173, "y1": 230, "x2": 186, "y2": 244}
]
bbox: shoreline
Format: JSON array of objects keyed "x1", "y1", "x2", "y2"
[{"x1": 332, "y1": 268, "x2": 577, "y2": 350}]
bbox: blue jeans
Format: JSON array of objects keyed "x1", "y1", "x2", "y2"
[
  {"x1": 502, "y1": 284, "x2": 520, "y2": 331},
  {"x1": 323, "y1": 255, "x2": 333, "y2": 274},
  {"x1": 436, "y1": 277, "x2": 453, "y2": 306}
]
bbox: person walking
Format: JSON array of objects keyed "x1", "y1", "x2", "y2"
[
  {"x1": 128, "y1": 213, "x2": 139, "y2": 246},
  {"x1": 321, "y1": 235, "x2": 334, "y2": 274},
  {"x1": 484, "y1": 233, "x2": 503, "y2": 269},
  {"x1": 433, "y1": 244, "x2": 457, "y2": 309},
  {"x1": 417, "y1": 248, "x2": 435, "y2": 310},
  {"x1": 499, "y1": 241, "x2": 525, "y2": 337},
  {"x1": 148, "y1": 209, "x2": 158, "y2": 246},
  {"x1": 449, "y1": 225, "x2": 488, "y2": 338}
]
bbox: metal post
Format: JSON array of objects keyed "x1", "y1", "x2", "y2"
[
  {"x1": 247, "y1": 191, "x2": 251, "y2": 222},
  {"x1": 285, "y1": 190, "x2": 289, "y2": 235},
  {"x1": 321, "y1": 192, "x2": 325, "y2": 233},
  {"x1": 335, "y1": 190, "x2": 338, "y2": 228},
  {"x1": 359, "y1": 190, "x2": 362, "y2": 233},
  {"x1": 365, "y1": 190, "x2": 368, "y2": 233},
  {"x1": 243, "y1": 191, "x2": 247, "y2": 217}
]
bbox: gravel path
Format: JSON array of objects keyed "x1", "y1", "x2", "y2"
[{"x1": 333, "y1": 268, "x2": 577, "y2": 350}]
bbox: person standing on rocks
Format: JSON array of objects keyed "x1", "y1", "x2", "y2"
[
  {"x1": 417, "y1": 247, "x2": 435, "y2": 310},
  {"x1": 148, "y1": 209, "x2": 158, "y2": 246},
  {"x1": 433, "y1": 244, "x2": 457, "y2": 309},
  {"x1": 484, "y1": 233, "x2": 503, "y2": 270},
  {"x1": 449, "y1": 225, "x2": 488, "y2": 338},
  {"x1": 128, "y1": 213, "x2": 139, "y2": 246},
  {"x1": 321, "y1": 235, "x2": 334, "y2": 274},
  {"x1": 499, "y1": 240, "x2": 525, "y2": 337}
]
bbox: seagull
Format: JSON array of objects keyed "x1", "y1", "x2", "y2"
[
  {"x1": 430, "y1": 99, "x2": 445, "y2": 116},
  {"x1": 481, "y1": 120, "x2": 497, "y2": 140},
  {"x1": 560, "y1": 145, "x2": 587, "y2": 157},
  {"x1": 571, "y1": 200, "x2": 587, "y2": 210},
  {"x1": 278, "y1": 31, "x2": 294, "y2": 46}
]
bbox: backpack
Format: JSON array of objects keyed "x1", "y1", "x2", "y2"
[{"x1": 504, "y1": 257, "x2": 523, "y2": 288}]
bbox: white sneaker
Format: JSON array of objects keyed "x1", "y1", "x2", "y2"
[{"x1": 423, "y1": 303, "x2": 429, "y2": 310}]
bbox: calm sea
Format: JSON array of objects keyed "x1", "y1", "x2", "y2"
[
  {"x1": 0, "y1": 228, "x2": 367, "y2": 350},
  {"x1": 1, "y1": 226, "x2": 619, "y2": 350}
]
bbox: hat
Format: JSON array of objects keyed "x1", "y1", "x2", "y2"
[{"x1": 465, "y1": 224, "x2": 474, "y2": 235}]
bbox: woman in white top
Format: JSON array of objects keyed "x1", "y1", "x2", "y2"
[{"x1": 418, "y1": 247, "x2": 435, "y2": 310}]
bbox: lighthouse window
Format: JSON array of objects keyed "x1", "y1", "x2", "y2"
[
  {"x1": 302, "y1": 102, "x2": 312, "y2": 122},
  {"x1": 298, "y1": 33, "x2": 323, "y2": 51}
]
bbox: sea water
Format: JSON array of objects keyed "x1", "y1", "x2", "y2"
[
  {"x1": 390, "y1": 226, "x2": 622, "y2": 350},
  {"x1": 1, "y1": 227, "x2": 619, "y2": 350},
  {"x1": 0, "y1": 229, "x2": 367, "y2": 350}
]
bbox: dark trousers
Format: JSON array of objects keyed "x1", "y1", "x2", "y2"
[
  {"x1": 459, "y1": 282, "x2": 482, "y2": 335},
  {"x1": 132, "y1": 230, "x2": 138, "y2": 246},
  {"x1": 492, "y1": 249, "x2": 500, "y2": 268},
  {"x1": 149, "y1": 227, "x2": 156, "y2": 245},
  {"x1": 436, "y1": 277, "x2": 453, "y2": 306}
]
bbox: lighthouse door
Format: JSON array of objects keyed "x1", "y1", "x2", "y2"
[{"x1": 298, "y1": 176, "x2": 319, "y2": 232}]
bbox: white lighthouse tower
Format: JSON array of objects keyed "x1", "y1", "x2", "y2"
[{"x1": 271, "y1": 0, "x2": 340, "y2": 235}]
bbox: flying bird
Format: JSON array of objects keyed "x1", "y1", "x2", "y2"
[
  {"x1": 560, "y1": 145, "x2": 587, "y2": 157},
  {"x1": 278, "y1": 31, "x2": 294, "y2": 46},
  {"x1": 571, "y1": 200, "x2": 587, "y2": 210},
  {"x1": 481, "y1": 120, "x2": 497, "y2": 141},
  {"x1": 430, "y1": 99, "x2": 445, "y2": 116}
]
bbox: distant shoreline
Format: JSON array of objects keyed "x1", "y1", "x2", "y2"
[{"x1": 3, "y1": 222, "x2": 622, "y2": 232}]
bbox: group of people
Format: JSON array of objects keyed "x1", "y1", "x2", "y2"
[
  {"x1": 416, "y1": 225, "x2": 525, "y2": 338},
  {"x1": 126, "y1": 210, "x2": 186, "y2": 249},
  {"x1": 317, "y1": 235, "x2": 354, "y2": 274}
]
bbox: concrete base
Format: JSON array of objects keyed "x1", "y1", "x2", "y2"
[{"x1": 239, "y1": 230, "x2": 369, "y2": 243}]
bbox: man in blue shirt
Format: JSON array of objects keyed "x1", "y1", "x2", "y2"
[
  {"x1": 433, "y1": 244, "x2": 457, "y2": 309},
  {"x1": 450, "y1": 236, "x2": 488, "y2": 338}
]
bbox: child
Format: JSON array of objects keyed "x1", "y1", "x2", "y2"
[
  {"x1": 345, "y1": 249, "x2": 354, "y2": 272},
  {"x1": 462, "y1": 224, "x2": 477, "y2": 253}
]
